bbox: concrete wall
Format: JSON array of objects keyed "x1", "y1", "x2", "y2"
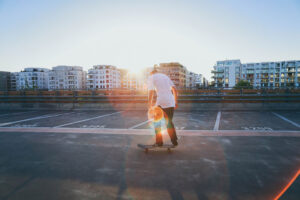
[{"x1": 1, "y1": 102, "x2": 300, "y2": 111}]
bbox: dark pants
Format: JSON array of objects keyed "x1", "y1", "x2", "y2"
[{"x1": 154, "y1": 107, "x2": 178, "y2": 145}]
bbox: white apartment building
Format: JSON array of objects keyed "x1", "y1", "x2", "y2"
[
  {"x1": 48, "y1": 66, "x2": 86, "y2": 90},
  {"x1": 212, "y1": 60, "x2": 241, "y2": 88},
  {"x1": 241, "y1": 61, "x2": 300, "y2": 88},
  {"x1": 14, "y1": 68, "x2": 49, "y2": 90},
  {"x1": 87, "y1": 65, "x2": 120, "y2": 89},
  {"x1": 186, "y1": 71, "x2": 203, "y2": 89},
  {"x1": 212, "y1": 60, "x2": 300, "y2": 88},
  {"x1": 195, "y1": 73, "x2": 203, "y2": 87}
]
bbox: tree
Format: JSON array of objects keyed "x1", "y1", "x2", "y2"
[{"x1": 234, "y1": 80, "x2": 252, "y2": 89}]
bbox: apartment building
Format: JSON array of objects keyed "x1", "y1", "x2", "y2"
[
  {"x1": 157, "y1": 62, "x2": 187, "y2": 88},
  {"x1": 0, "y1": 71, "x2": 10, "y2": 91},
  {"x1": 212, "y1": 60, "x2": 300, "y2": 88},
  {"x1": 186, "y1": 71, "x2": 203, "y2": 89},
  {"x1": 14, "y1": 68, "x2": 49, "y2": 90},
  {"x1": 203, "y1": 77, "x2": 209, "y2": 87},
  {"x1": 9, "y1": 72, "x2": 17, "y2": 91},
  {"x1": 48, "y1": 66, "x2": 86, "y2": 90},
  {"x1": 87, "y1": 65, "x2": 120, "y2": 89},
  {"x1": 211, "y1": 60, "x2": 241, "y2": 88},
  {"x1": 241, "y1": 61, "x2": 300, "y2": 88}
]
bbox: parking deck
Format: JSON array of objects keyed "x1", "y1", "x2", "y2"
[
  {"x1": 0, "y1": 110, "x2": 299, "y2": 131},
  {"x1": 0, "y1": 110, "x2": 299, "y2": 200}
]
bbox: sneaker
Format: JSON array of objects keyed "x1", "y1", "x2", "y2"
[{"x1": 172, "y1": 140, "x2": 178, "y2": 146}]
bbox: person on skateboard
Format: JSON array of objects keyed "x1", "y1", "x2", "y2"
[{"x1": 147, "y1": 68, "x2": 178, "y2": 147}]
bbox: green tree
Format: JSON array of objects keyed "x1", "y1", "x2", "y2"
[{"x1": 234, "y1": 80, "x2": 252, "y2": 89}]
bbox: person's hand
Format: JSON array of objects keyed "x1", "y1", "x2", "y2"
[{"x1": 175, "y1": 102, "x2": 178, "y2": 109}]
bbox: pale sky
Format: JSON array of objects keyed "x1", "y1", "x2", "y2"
[{"x1": 0, "y1": 0, "x2": 299, "y2": 80}]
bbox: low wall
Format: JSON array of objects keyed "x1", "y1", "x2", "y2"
[
  {"x1": 1, "y1": 94, "x2": 300, "y2": 111},
  {"x1": 1, "y1": 102, "x2": 300, "y2": 111}
]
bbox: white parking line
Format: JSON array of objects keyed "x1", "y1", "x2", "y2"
[
  {"x1": 128, "y1": 120, "x2": 151, "y2": 129},
  {"x1": 213, "y1": 111, "x2": 221, "y2": 131},
  {"x1": 1, "y1": 127, "x2": 300, "y2": 137},
  {"x1": 272, "y1": 112, "x2": 300, "y2": 128},
  {"x1": 54, "y1": 111, "x2": 123, "y2": 128},
  {"x1": 0, "y1": 111, "x2": 36, "y2": 117},
  {"x1": 0, "y1": 113, "x2": 68, "y2": 127}
]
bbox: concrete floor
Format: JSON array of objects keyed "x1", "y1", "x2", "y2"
[
  {"x1": 0, "y1": 110, "x2": 299, "y2": 200},
  {"x1": 0, "y1": 110, "x2": 299, "y2": 131},
  {"x1": 0, "y1": 131, "x2": 299, "y2": 200}
]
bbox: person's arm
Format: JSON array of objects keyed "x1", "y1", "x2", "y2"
[
  {"x1": 171, "y1": 86, "x2": 178, "y2": 109},
  {"x1": 147, "y1": 75, "x2": 155, "y2": 110},
  {"x1": 148, "y1": 90, "x2": 155, "y2": 109}
]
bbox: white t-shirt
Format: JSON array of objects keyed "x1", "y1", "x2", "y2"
[{"x1": 147, "y1": 73, "x2": 175, "y2": 108}]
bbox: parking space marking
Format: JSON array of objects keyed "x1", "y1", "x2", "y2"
[
  {"x1": 0, "y1": 113, "x2": 69, "y2": 127},
  {"x1": 128, "y1": 120, "x2": 151, "y2": 129},
  {"x1": 54, "y1": 111, "x2": 123, "y2": 128},
  {"x1": 0, "y1": 111, "x2": 36, "y2": 117},
  {"x1": 213, "y1": 111, "x2": 221, "y2": 131},
  {"x1": 1, "y1": 127, "x2": 300, "y2": 137},
  {"x1": 272, "y1": 112, "x2": 300, "y2": 128}
]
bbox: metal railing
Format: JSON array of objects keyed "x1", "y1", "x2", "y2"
[{"x1": 0, "y1": 87, "x2": 300, "y2": 97}]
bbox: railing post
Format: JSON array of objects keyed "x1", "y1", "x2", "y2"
[{"x1": 285, "y1": 87, "x2": 289, "y2": 94}]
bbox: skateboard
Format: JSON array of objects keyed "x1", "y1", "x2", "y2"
[{"x1": 137, "y1": 144, "x2": 176, "y2": 153}]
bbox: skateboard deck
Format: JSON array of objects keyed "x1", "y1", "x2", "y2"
[{"x1": 137, "y1": 144, "x2": 176, "y2": 153}]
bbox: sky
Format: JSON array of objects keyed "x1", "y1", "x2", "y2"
[{"x1": 0, "y1": 0, "x2": 300, "y2": 80}]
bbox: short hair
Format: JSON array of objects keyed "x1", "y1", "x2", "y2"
[{"x1": 150, "y1": 69, "x2": 158, "y2": 75}]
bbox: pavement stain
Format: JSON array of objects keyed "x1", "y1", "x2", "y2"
[
  {"x1": 220, "y1": 138, "x2": 232, "y2": 145},
  {"x1": 0, "y1": 175, "x2": 36, "y2": 200}
]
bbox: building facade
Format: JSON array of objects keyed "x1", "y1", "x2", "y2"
[
  {"x1": 212, "y1": 60, "x2": 300, "y2": 88},
  {"x1": 9, "y1": 72, "x2": 18, "y2": 91},
  {"x1": 186, "y1": 71, "x2": 203, "y2": 89},
  {"x1": 87, "y1": 65, "x2": 120, "y2": 89},
  {"x1": 157, "y1": 62, "x2": 187, "y2": 88},
  {"x1": 14, "y1": 68, "x2": 49, "y2": 90},
  {"x1": 241, "y1": 61, "x2": 300, "y2": 88},
  {"x1": 203, "y1": 77, "x2": 209, "y2": 87},
  {"x1": 48, "y1": 66, "x2": 86, "y2": 90},
  {"x1": 0, "y1": 71, "x2": 10, "y2": 91},
  {"x1": 211, "y1": 60, "x2": 241, "y2": 88}
]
